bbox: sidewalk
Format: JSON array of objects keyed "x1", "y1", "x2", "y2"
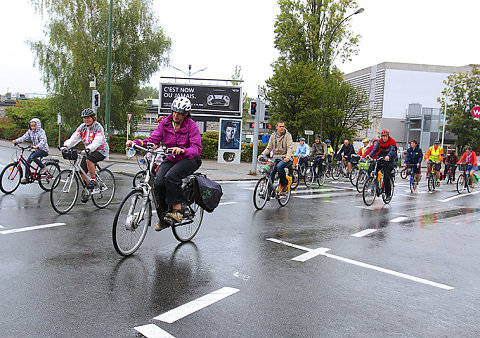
[{"x1": 0, "y1": 140, "x2": 257, "y2": 181}]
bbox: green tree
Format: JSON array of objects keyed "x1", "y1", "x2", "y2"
[
  {"x1": 28, "y1": 0, "x2": 171, "y2": 131},
  {"x1": 439, "y1": 67, "x2": 480, "y2": 151},
  {"x1": 5, "y1": 98, "x2": 56, "y2": 130},
  {"x1": 136, "y1": 86, "x2": 159, "y2": 100}
]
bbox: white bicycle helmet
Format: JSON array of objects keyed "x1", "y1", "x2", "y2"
[
  {"x1": 81, "y1": 107, "x2": 96, "y2": 118},
  {"x1": 171, "y1": 97, "x2": 192, "y2": 114}
]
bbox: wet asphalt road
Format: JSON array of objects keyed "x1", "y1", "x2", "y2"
[{"x1": 1, "y1": 149, "x2": 480, "y2": 336}]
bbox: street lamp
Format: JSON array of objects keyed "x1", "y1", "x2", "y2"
[
  {"x1": 441, "y1": 81, "x2": 469, "y2": 148},
  {"x1": 171, "y1": 65, "x2": 208, "y2": 81}
]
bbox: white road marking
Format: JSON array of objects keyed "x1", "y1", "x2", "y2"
[
  {"x1": 292, "y1": 248, "x2": 331, "y2": 262},
  {"x1": 295, "y1": 191, "x2": 356, "y2": 199},
  {"x1": 134, "y1": 324, "x2": 174, "y2": 338},
  {"x1": 390, "y1": 216, "x2": 409, "y2": 223},
  {"x1": 219, "y1": 201, "x2": 237, "y2": 206},
  {"x1": 154, "y1": 287, "x2": 239, "y2": 323},
  {"x1": 0, "y1": 225, "x2": 4, "y2": 229},
  {"x1": 291, "y1": 188, "x2": 342, "y2": 194},
  {"x1": 351, "y1": 229, "x2": 377, "y2": 237},
  {"x1": 440, "y1": 190, "x2": 480, "y2": 202},
  {"x1": 0, "y1": 223, "x2": 66, "y2": 235},
  {"x1": 268, "y1": 239, "x2": 454, "y2": 290}
]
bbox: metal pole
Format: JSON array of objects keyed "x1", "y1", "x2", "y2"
[
  {"x1": 251, "y1": 97, "x2": 260, "y2": 174},
  {"x1": 441, "y1": 94, "x2": 447, "y2": 149},
  {"x1": 104, "y1": 0, "x2": 113, "y2": 140}
]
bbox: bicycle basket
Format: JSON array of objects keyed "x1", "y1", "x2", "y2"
[
  {"x1": 358, "y1": 161, "x2": 369, "y2": 170},
  {"x1": 351, "y1": 155, "x2": 360, "y2": 164},
  {"x1": 62, "y1": 148, "x2": 78, "y2": 161},
  {"x1": 458, "y1": 164, "x2": 469, "y2": 171},
  {"x1": 260, "y1": 160, "x2": 274, "y2": 174}
]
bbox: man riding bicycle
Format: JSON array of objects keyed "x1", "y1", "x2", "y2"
[
  {"x1": 337, "y1": 139, "x2": 355, "y2": 175},
  {"x1": 259, "y1": 120, "x2": 293, "y2": 193},
  {"x1": 404, "y1": 139, "x2": 423, "y2": 184},
  {"x1": 126, "y1": 97, "x2": 202, "y2": 231},
  {"x1": 13, "y1": 118, "x2": 49, "y2": 183},
  {"x1": 311, "y1": 134, "x2": 327, "y2": 175},
  {"x1": 424, "y1": 140, "x2": 444, "y2": 187},
  {"x1": 457, "y1": 146, "x2": 478, "y2": 189},
  {"x1": 368, "y1": 129, "x2": 397, "y2": 200},
  {"x1": 294, "y1": 137, "x2": 310, "y2": 170},
  {"x1": 64, "y1": 108, "x2": 109, "y2": 192}
]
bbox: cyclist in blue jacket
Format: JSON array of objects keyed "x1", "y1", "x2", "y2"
[
  {"x1": 404, "y1": 139, "x2": 423, "y2": 184},
  {"x1": 294, "y1": 137, "x2": 310, "y2": 169}
]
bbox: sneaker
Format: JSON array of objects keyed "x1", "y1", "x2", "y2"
[
  {"x1": 39, "y1": 167, "x2": 48, "y2": 175},
  {"x1": 155, "y1": 220, "x2": 170, "y2": 231},
  {"x1": 81, "y1": 189, "x2": 90, "y2": 203},
  {"x1": 436, "y1": 181, "x2": 440, "y2": 187},
  {"x1": 20, "y1": 178, "x2": 28, "y2": 184},
  {"x1": 86, "y1": 180, "x2": 98, "y2": 190},
  {"x1": 165, "y1": 210, "x2": 183, "y2": 224}
]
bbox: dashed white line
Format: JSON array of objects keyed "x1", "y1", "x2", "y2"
[
  {"x1": 154, "y1": 287, "x2": 239, "y2": 323},
  {"x1": 134, "y1": 324, "x2": 174, "y2": 338},
  {"x1": 390, "y1": 216, "x2": 409, "y2": 223},
  {"x1": 219, "y1": 201, "x2": 237, "y2": 206},
  {"x1": 351, "y1": 229, "x2": 377, "y2": 237},
  {"x1": 266, "y1": 238, "x2": 311, "y2": 251},
  {"x1": 0, "y1": 223, "x2": 66, "y2": 235}
]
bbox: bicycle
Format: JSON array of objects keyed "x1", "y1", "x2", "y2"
[
  {"x1": 323, "y1": 154, "x2": 335, "y2": 179},
  {"x1": 305, "y1": 156, "x2": 327, "y2": 187},
  {"x1": 112, "y1": 143, "x2": 204, "y2": 256},
  {"x1": 362, "y1": 157, "x2": 395, "y2": 206},
  {"x1": 445, "y1": 164, "x2": 456, "y2": 184},
  {"x1": 50, "y1": 148, "x2": 116, "y2": 214},
  {"x1": 426, "y1": 160, "x2": 441, "y2": 192},
  {"x1": 456, "y1": 164, "x2": 473, "y2": 194},
  {"x1": 0, "y1": 144, "x2": 60, "y2": 194},
  {"x1": 355, "y1": 158, "x2": 370, "y2": 193},
  {"x1": 253, "y1": 155, "x2": 292, "y2": 210},
  {"x1": 405, "y1": 163, "x2": 420, "y2": 193},
  {"x1": 348, "y1": 155, "x2": 361, "y2": 186}
]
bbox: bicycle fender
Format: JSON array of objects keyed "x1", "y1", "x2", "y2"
[{"x1": 98, "y1": 162, "x2": 115, "y2": 172}]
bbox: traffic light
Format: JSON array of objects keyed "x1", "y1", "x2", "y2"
[
  {"x1": 250, "y1": 100, "x2": 257, "y2": 115},
  {"x1": 94, "y1": 92, "x2": 100, "y2": 108}
]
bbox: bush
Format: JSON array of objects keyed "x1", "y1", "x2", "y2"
[
  {"x1": 201, "y1": 137, "x2": 218, "y2": 159},
  {"x1": 202, "y1": 131, "x2": 219, "y2": 140},
  {"x1": 241, "y1": 143, "x2": 267, "y2": 162}
]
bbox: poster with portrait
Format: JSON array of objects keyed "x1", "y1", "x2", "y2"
[{"x1": 218, "y1": 118, "x2": 242, "y2": 164}]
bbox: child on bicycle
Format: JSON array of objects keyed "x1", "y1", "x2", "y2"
[
  {"x1": 12, "y1": 118, "x2": 49, "y2": 184},
  {"x1": 64, "y1": 108, "x2": 109, "y2": 190}
]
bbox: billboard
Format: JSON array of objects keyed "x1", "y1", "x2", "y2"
[{"x1": 159, "y1": 83, "x2": 242, "y2": 117}]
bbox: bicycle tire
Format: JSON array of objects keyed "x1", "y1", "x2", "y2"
[
  {"x1": 38, "y1": 161, "x2": 60, "y2": 191},
  {"x1": 456, "y1": 174, "x2": 466, "y2": 194},
  {"x1": 112, "y1": 189, "x2": 150, "y2": 256},
  {"x1": 356, "y1": 170, "x2": 367, "y2": 193},
  {"x1": 253, "y1": 177, "x2": 269, "y2": 210},
  {"x1": 362, "y1": 177, "x2": 376, "y2": 206},
  {"x1": 427, "y1": 175, "x2": 435, "y2": 192},
  {"x1": 304, "y1": 166, "x2": 315, "y2": 188},
  {"x1": 277, "y1": 186, "x2": 291, "y2": 207},
  {"x1": 409, "y1": 173, "x2": 417, "y2": 193},
  {"x1": 0, "y1": 162, "x2": 22, "y2": 194},
  {"x1": 50, "y1": 170, "x2": 79, "y2": 214},
  {"x1": 349, "y1": 167, "x2": 359, "y2": 186},
  {"x1": 172, "y1": 201, "x2": 204, "y2": 242},
  {"x1": 317, "y1": 170, "x2": 326, "y2": 186},
  {"x1": 466, "y1": 174, "x2": 472, "y2": 193},
  {"x1": 382, "y1": 177, "x2": 394, "y2": 204},
  {"x1": 133, "y1": 170, "x2": 147, "y2": 188},
  {"x1": 291, "y1": 169, "x2": 299, "y2": 190},
  {"x1": 332, "y1": 164, "x2": 341, "y2": 180},
  {"x1": 92, "y1": 168, "x2": 116, "y2": 209},
  {"x1": 400, "y1": 167, "x2": 407, "y2": 179}
]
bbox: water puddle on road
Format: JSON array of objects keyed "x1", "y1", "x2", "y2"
[{"x1": 415, "y1": 207, "x2": 480, "y2": 226}]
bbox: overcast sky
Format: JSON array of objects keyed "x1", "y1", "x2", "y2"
[{"x1": 1, "y1": 0, "x2": 479, "y2": 98}]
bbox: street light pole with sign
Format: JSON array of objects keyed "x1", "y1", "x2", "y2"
[{"x1": 126, "y1": 112, "x2": 133, "y2": 156}]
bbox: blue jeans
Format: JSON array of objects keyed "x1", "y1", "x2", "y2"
[
  {"x1": 26, "y1": 149, "x2": 48, "y2": 178},
  {"x1": 270, "y1": 159, "x2": 292, "y2": 187}
]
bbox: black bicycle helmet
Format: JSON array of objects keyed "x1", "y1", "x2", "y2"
[{"x1": 81, "y1": 108, "x2": 96, "y2": 118}]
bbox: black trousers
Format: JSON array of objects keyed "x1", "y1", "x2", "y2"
[
  {"x1": 154, "y1": 156, "x2": 201, "y2": 214},
  {"x1": 377, "y1": 161, "x2": 394, "y2": 196}
]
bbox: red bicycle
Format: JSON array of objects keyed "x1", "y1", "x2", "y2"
[{"x1": 0, "y1": 144, "x2": 60, "y2": 194}]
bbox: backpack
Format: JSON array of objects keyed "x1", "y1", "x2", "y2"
[{"x1": 193, "y1": 175, "x2": 223, "y2": 213}]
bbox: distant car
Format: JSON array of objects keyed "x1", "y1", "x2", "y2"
[{"x1": 207, "y1": 90, "x2": 230, "y2": 107}]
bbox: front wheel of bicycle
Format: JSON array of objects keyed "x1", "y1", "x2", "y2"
[
  {"x1": 172, "y1": 202, "x2": 204, "y2": 242},
  {"x1": 356, "y1": 170, "x2": 367, "y2": 193},
  {"x1": 277, "y1": 187, "x2": 291, "y2": 207},
  {"x1": 38, "y1": 161, "x2": 60, "y2": 191},
  {"x1": 362, "y1": 177, "x2": 377, "y2": 206},
  {"x1": 50, "y1": 170, "x2": 79, "y2": 214},
  {"x1": 0, "y1": 162, "x2": 22, "y2": 194},
  {"x1": 456, "y1": 174, "x2": 466, "y2": 194},
  {"x1": 112, "y1": 189, "x2": 151, "y2": 256},
  {"x1": 349, "y1": 167, "x2": 359, "y2": 186},
  {"x1": 400, "y1": 167, "x2": 407, "y2": 179},
  {"x1": 317, "y1": 169, "x2": 326, "y2": 186},
  {"x1": 304, "y1": 166, "x2": 316, "y2": 188},
  {"x1": 332, "y1": 164, "x2": 342, "y2": 180},
  {"x1": 427, "y1": 175, "x2": 435, "y2": 192},
  {"x1": 410, "y1": 173, "x2": 418, "y2": 193},
  {"x1": 253, "y1": 177, "x2": 269, "y2": 210},
  {"x1": 91, "y1": 169, "x2": 116, "y2": 209}
]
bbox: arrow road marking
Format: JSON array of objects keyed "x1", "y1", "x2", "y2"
[{"x1": 267, "y1": 238, "x2": 454, "y2": 290}]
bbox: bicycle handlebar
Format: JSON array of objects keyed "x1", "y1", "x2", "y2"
[{"x1": 13, "y1": 143, "x2": 32, "y2": 151}]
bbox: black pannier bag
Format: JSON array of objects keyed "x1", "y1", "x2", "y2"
[{"x1": 193, "y1": 175, "x2": 223, "y2": 213}]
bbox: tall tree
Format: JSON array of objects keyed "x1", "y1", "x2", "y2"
[
  {"x1": 439, "y1": 66, "x2": 480, "y2": 151},
  {"x1": 28, "y1": 0, "x2": 171, "y2": 131}
]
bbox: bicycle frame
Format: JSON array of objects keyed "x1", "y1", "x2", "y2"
[{"x1": 11, "y1": 146, "x2": 41, "y2": 180}]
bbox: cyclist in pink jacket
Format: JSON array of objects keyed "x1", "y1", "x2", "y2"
[{"x1": 127, "y1": 97, "x2": 202, "y2": 230}]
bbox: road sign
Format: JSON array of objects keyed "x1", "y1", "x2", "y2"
[
  {"x1": 305, "y1": 130, "x2": 314, "y2": 135},
  {"x1": 471, "y1": 106, "x2": 480, "y2": 118},
  {"x1": 126, "y1": 112, "x2": 133, "y2": 123}
]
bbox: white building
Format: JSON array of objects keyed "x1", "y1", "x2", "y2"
[{"x1": 343, "y1": 62, "x2": 475, "y2": 152}]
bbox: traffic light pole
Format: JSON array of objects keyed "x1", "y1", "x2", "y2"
[
  {"x1": 251, "y1": 97, "x2": 261, "y2": 173},
  {"x1": 104, "y1": 0, "x2": 113, "y2": 140}
]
